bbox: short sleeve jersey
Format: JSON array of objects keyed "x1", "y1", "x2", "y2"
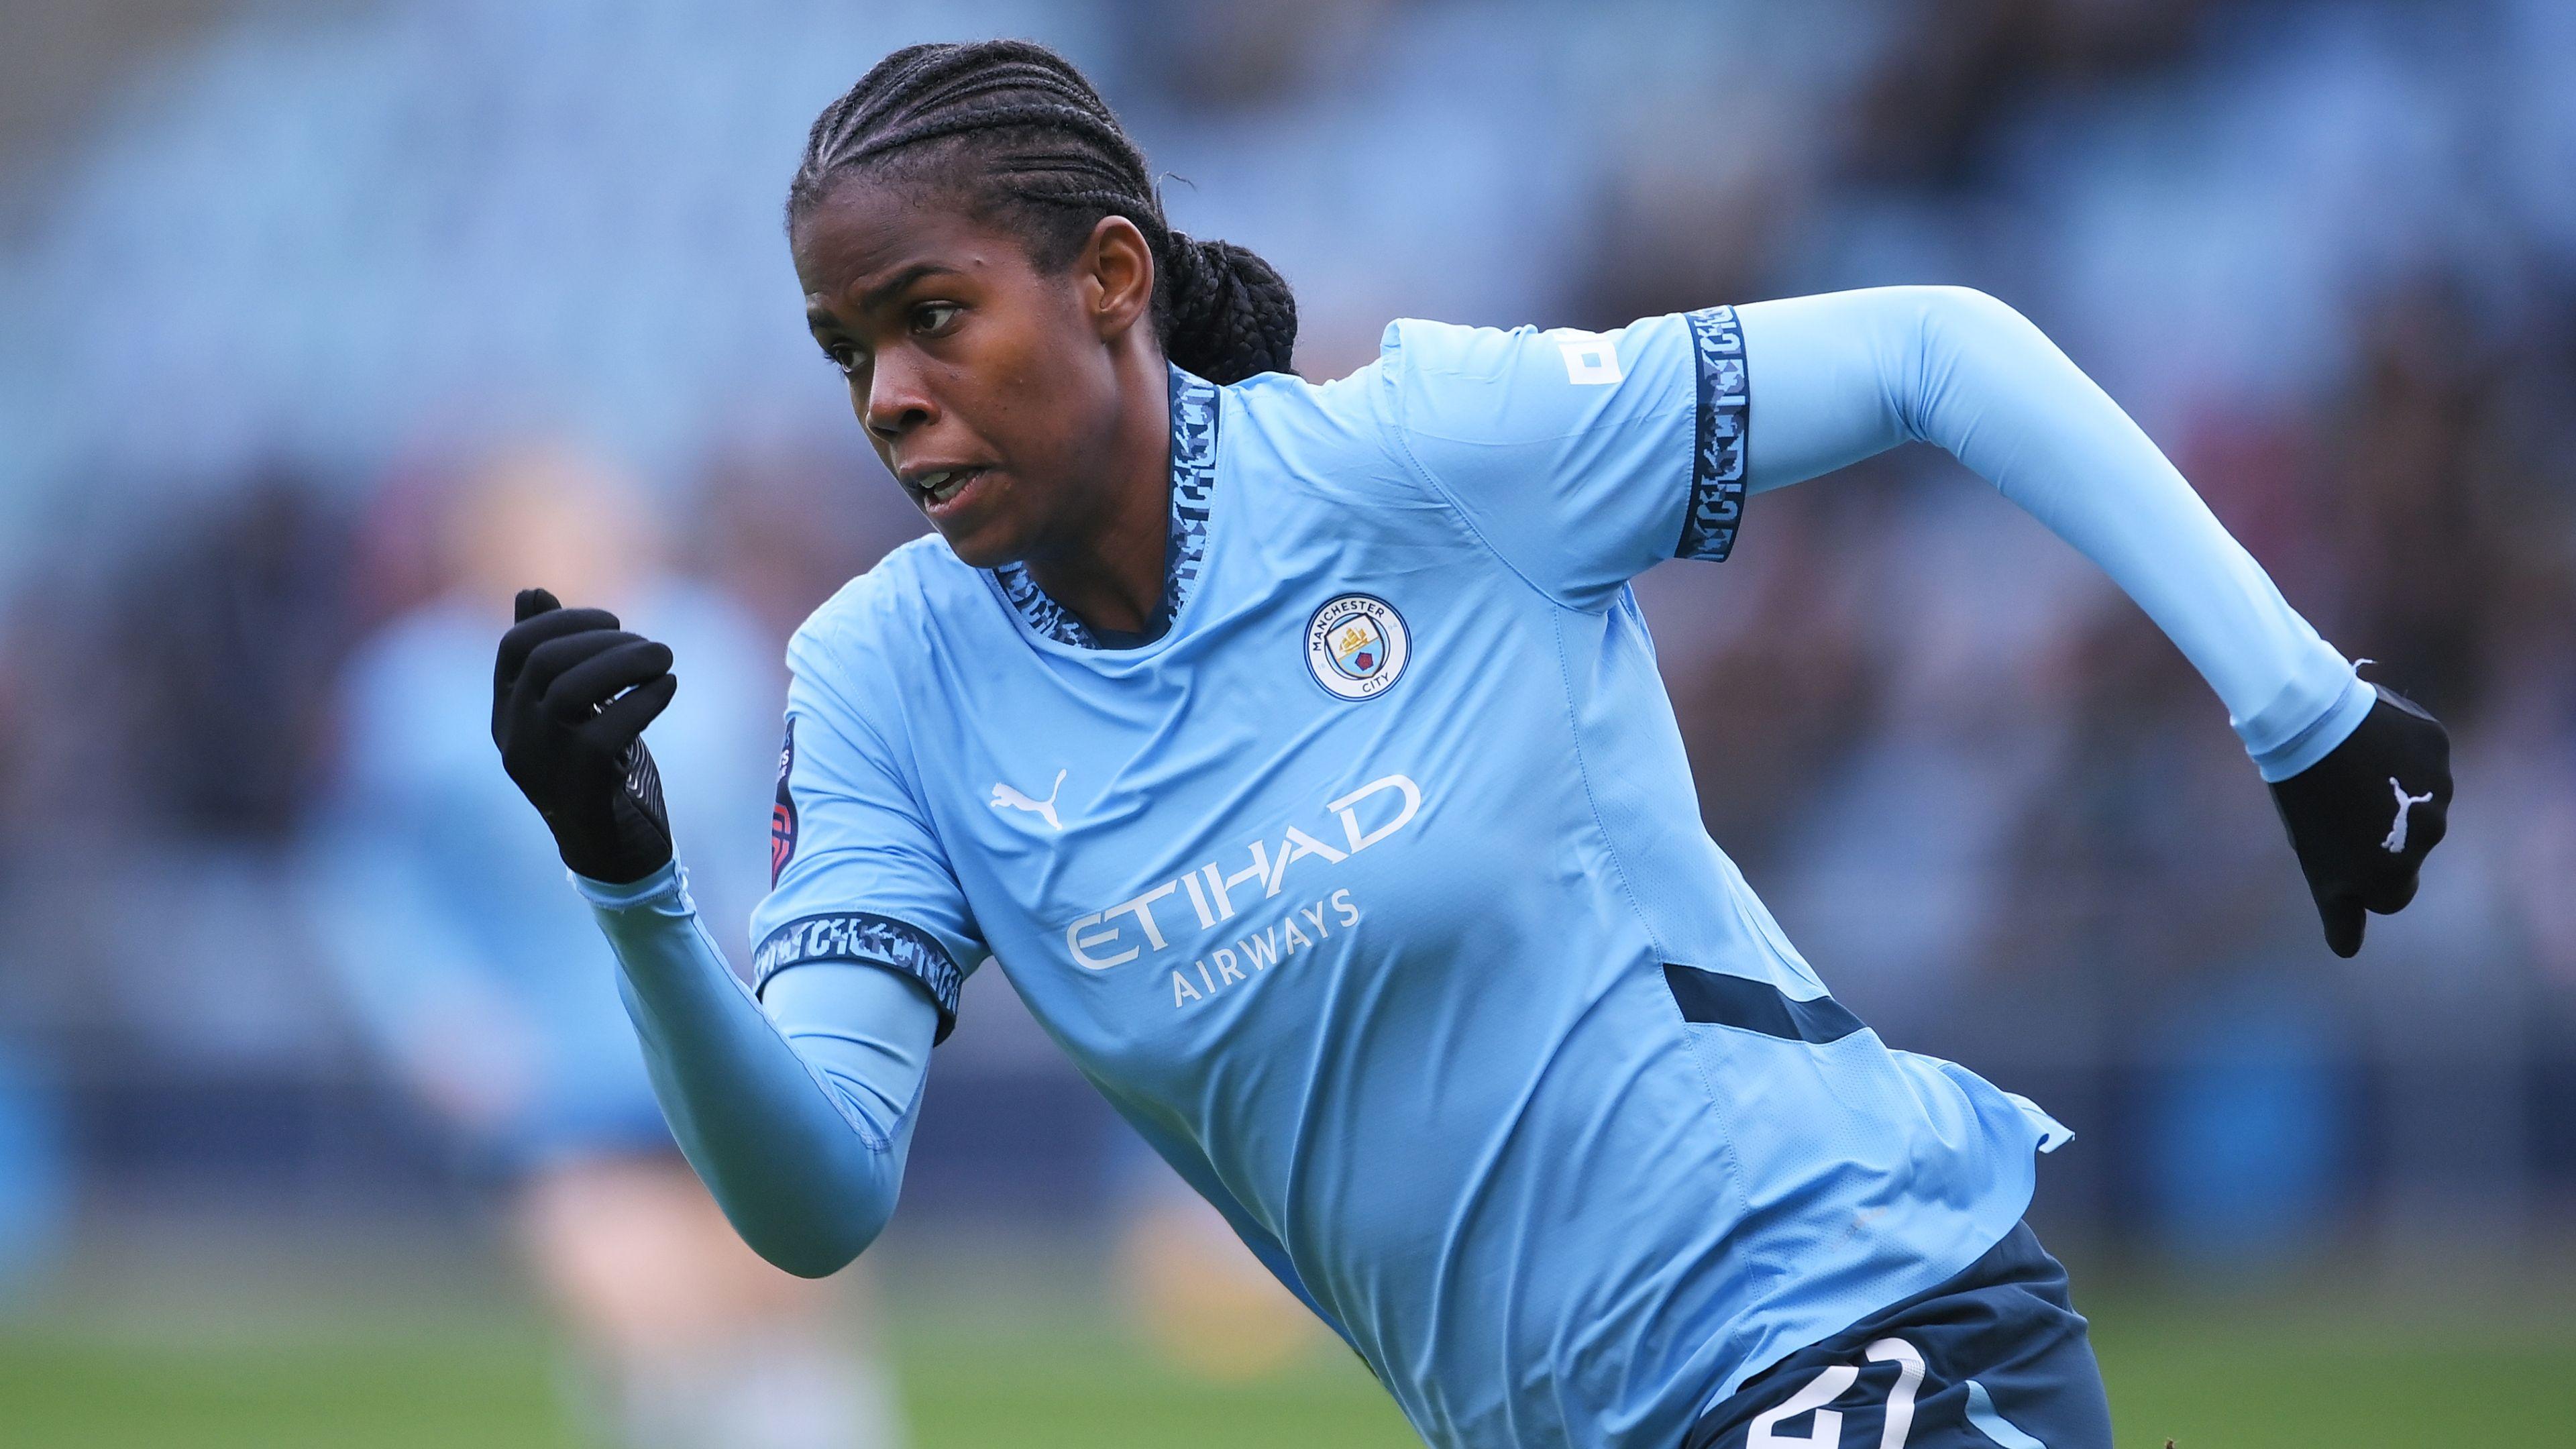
[{"x1": 751, "y1": 312, "x2": 2064, "y2": 1449}]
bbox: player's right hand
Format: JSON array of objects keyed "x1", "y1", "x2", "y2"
[
  {"x1": 491, "y1": 587, "x2": 680, "y2": 885},
  {"x1": 2267, "y1": 684, "x2": 2451, "y2": 957}
]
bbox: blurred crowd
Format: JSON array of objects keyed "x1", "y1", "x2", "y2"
[{"x1": 0, "y1": 0, "x2": 2571, "y2": 1343}]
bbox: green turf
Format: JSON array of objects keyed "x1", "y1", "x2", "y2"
[
  {"x1": 0, "y1": 1330, "x2": 576, "y2": 1449},
  {"x1": 0, "y1": 1308, "x2": 1413, "y2": 1449},
  {"x1": 2089, "y1": 1283, "x2": 2576, "y2": 1448},
  {"x1": 4, "y1": 1257, "x2": 2573, "y2": 1446}
]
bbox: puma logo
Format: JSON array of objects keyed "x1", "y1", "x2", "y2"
[
  {"x1": 991, "y1": 769, "x2": 1068, "y2": 832},
  {"x1": 2381, "y1": 776, "x2": 2434, "y2": 853}
]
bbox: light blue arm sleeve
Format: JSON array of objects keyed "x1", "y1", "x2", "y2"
[
  {"x1": 575, "y1": 861, "x2": 938, "y2": 1278},
  {"x1": 1735, "y1": 286, "x2": 2373, "y2": 780}
]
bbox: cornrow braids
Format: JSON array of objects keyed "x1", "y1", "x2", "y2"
[{"x1": 788, "y1": 40, "x2": 1297, "y2": 384}]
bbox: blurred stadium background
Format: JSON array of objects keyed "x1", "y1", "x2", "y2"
[{"x1": 3, "y1": 0, "x2": 2574, "y2": 1444}]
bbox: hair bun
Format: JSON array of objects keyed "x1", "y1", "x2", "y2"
[{"x1": 1161, "y1": 231, "x2": 1298, "y2": 384}]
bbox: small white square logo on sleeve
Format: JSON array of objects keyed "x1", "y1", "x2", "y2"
[{"x1": 1556, "y1": 333, "x2": 1622, "y2": 386}]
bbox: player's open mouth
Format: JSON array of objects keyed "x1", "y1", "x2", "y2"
[{"x1": 906, "y1": 466, "x2": 989, "y2": 515}]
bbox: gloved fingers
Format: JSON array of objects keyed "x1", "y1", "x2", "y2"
[
  {"x1": 514, "y1": 587, "x2": 563, "y2": 624},
  {"x1": 580, "y1": 672, "x2": 678, "y2": 751},
  {"x1": 2316, "y1": 889, "x2": 2367, "y2": 958},
  {"x1": 540, "y1": 637, "x2": 673, "y2": 723},
  {"x1": 511, "y1": 628, "x2": 643, "y2": 712},
  {"x1": 495, "y1": 606, "x2": 622, "y2": 696},
  {"x1": 2365, "y1": 871, "x2": 2421, "y2": 916}
]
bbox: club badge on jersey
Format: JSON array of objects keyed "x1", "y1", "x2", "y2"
[{"x1": 1305, "y1": 594, "x2": 1410, "y2": 701}]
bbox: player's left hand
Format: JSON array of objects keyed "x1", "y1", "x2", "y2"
[
  {"x1": 2267, "y1": 684, "x2": 2451, "y2": 957},
  {"x1": 491, "y1": 587, "x2": 680, "y2": 885}
]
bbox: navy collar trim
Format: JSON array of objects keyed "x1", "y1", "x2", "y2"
[{"x1": 990, "y1": 365, "x2": 1220, "y2": 649}]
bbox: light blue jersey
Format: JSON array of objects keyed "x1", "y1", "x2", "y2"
[{"x1": 749, "y1": 314, "x2": 2070, "y2": 1445}]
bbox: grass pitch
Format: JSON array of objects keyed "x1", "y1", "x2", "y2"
[{"x1": 1, "y1": 1233, "x2": 2569, "y2": 1446}]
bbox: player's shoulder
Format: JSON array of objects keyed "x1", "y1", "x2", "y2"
[
  {"x1": 785, "y1": 533, "x2": 979, "y2": 697},
  {"x1": 1375, "y1": 315, "x2": 1534, "y2": 378},
  {"x1": 1210, "y1": 319, "x2": 1557, "y2": 434},
  {"x1": 1214, "y1": 361, "x2": 1389, "y2": 453},
  {"x1": 1373, "y1": 312, "x2": 1701, "y2": 439},
  {"x1": 1181, "y1": 359, "x2": 1412, "y2": 517}
]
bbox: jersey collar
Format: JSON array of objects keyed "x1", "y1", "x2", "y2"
[{"x1": 988, "y1": 364, "x2": 1220, "y2": 650}]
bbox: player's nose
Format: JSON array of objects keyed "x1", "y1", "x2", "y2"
[{"x1": 863, "y1": 352, "x2": 938, "y2": 443}]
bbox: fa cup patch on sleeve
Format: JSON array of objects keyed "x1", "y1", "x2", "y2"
[{"x1": 771, "y1": 720, "x2": 799, "y2": 885}]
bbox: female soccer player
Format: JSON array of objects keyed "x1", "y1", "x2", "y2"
[{"x1": 492, "y1": 40, "x2": 2451, "y2": 1449}]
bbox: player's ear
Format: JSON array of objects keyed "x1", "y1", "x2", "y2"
[{"x1": 1080, "y1": 215, "x2": 1155, "y2": 342}]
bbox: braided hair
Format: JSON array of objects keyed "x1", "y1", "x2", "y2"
[{"x1": 788, "y1": 40, "x2": 1297, "y2": 384}]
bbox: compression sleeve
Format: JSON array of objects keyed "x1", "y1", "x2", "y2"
[
  {"x1": 575, "y1": 860, "x2": 938, "y2": 1277},
  {"x1": 1735, "y1": 286, "x2": 2373, "y2": 780}
]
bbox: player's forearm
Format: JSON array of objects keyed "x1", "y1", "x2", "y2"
[
  {"x1": 1735, "y1": 286, "x2": 2371, "y2": 779},
  {"x1": 576, "y1": 861, "x2": 934, "y2": 1277}
]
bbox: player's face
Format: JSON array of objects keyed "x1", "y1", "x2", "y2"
[{"x1": 792, "y1": 177, "x2": 1146, "y2": 569}]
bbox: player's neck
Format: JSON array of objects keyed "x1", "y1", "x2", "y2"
[{"x1": 1021, "y1": 346, "x2": 1174, "y2": 637}]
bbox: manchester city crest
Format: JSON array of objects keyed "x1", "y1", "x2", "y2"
[{"x1": 1304, "y1": 594, "x2": 1410, "y2": 700}]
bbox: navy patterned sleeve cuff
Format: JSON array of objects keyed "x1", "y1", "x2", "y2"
[
  {"x1": 753, "y1": 912, "x2": 964, "y2": 1042},
  {"x1": 1676, "y1": 305, "x2": 1750, "y2": 561}
]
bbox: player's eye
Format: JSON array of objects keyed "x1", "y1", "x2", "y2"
[
  {"x1": 910, "y1": 301, "x2": 962, "y2": 336},
  {"x1": 819, "y1": 341, "x2": 864, "y2": 377}
]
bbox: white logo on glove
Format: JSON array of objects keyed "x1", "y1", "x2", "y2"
[{"x1": 2381, "y1": 776, "x2": 2434, "y2": 853}]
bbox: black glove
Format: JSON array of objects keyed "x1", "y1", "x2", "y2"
[
  {"x1": 2267, "y1": 684, "x2": 2451, "y2": 957},
  {"x1": 491, "y1": 588, "x2": 679, "y2": 884}
]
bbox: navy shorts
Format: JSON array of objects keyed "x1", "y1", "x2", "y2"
[{"x1": 1683, "y1": 1223, "x2": 2112, "y2": 1448}]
